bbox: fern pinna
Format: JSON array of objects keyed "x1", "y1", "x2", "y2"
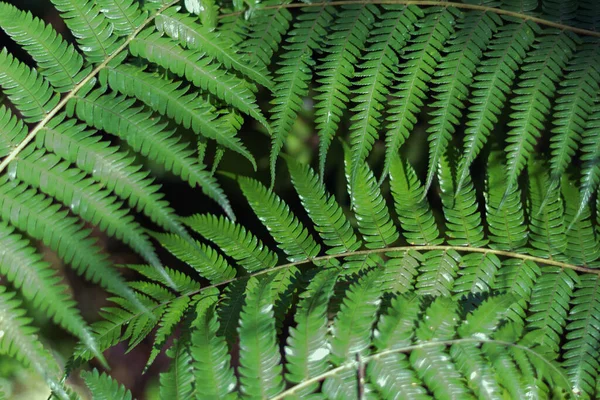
[{"x1": 0, "y1": 0, "x2": 599, "y2": 399}]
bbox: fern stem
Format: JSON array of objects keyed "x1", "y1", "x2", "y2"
[
  {"x1": 0, "y1": 0, "x2": 181, "y2": 175},
  {"x1": 271, "y1": 338, "x2": 572, "y2": 400},
  {"x1": 221, "y1": 1, "x2": 600, "y2": 38}
]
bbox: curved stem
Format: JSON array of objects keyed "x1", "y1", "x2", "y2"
[
  {"x1": 270, "y1": 338, "x2": 572, "y2": 399},
  {"x1": 220, "y1": 0, "x2": 600, "y2": 38},
  {"x1": 0, "y1": 0, "x2": 181, "y2": 175}
]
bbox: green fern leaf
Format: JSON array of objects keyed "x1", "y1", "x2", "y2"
[
  {"x1": 183, "y1": 213, "x2": 278, "y2": 272},
  {"x1": 562, "y1": 274, "x2": 600, "y2": 397},
  {"x1": 369, "y1": 293, "x2": 429, "y2": 399},
  {"x1": 97, "y1": 0, "x2": 145, "y2": 36},
  {"x1": 159, "y1": 338, "x2": 194, "y2": 400},
  {"x1": 190, "y1": 292, "x2": 237, "y2": 399},
  {"x1": 153, "y1": 232, "x2": 236, "y2": 284},
  {"x1": 492, "y1": 259, "x2": 541, "y2": 323},
  {"x1": 424, "y1": 10, "x2": 499, "y2": 194},
  {"x1": 10, "y1": 148, "x2": 163, "y2": 275},
  {"x1": 526, "y1": 267, "x2": 578, "y2": 356},
  {"x1": 313, "y1": 5, "x2": 373, "y2": 178},
  {"x1": 331, "y1": 4, "x2": 385, "y2": 186},
  {"x1": 82, "y1": 369, "x2": 133, "y2": 400},
  {"x1": 285, "y1": 268, "x2": 339, "y2": 396},
  {"x1": 345, "y1": 148, "x2": 399, "y2": 249},
  {"x1": 238, "y1": 276, "x2": 284, "y2": 398},
  {"x1": 148, "y1": 296, "x2": 192, "y2": 368},
  {"x1": 0, "y1": 178, "x2": 142, "y2": 313},
  {"x1": 100, "y1": 64, "x2": 256, "y2": 169},
  {"x1": 382, "y1": 7, "x2": 456, "y2": 182},
  {"x1": 36, "y1": 116, "x2": 188, "y2": 238},
  {"x1": 578, "y1": 99, "x2": 600, "y2": 222},
  {"x1": 67, "y1": 89, "x2": 233, "y2": 218},
  {"x1": 0, "y1": 49, "x2": 59, "y2": 123},
  {"x1": 485, "y1": 151, "x2": 528, "y2": 251},
  {"x1": 0, "y1": 2, "x2": 88, "y2": 92},
  {"x1": 269, "y1": 5, "x2": 334, "y2": 182},
  {"x1": 389, "y1": 155, "x2": 442, "y2": 245},
  {"x1": 129, "y1": 30, "x2": 268, "y2": 128},
  {"x1": 238, "y1": 0, "x2": 292, "y2": 68},
  {"x1": 549, "y1": 39, "x2": 599, "y2": 185},
  {"x1": 563, "y1": 176, "x2": 600, "y2": 265},
  {"x1": 0, "y1": 287, "x2": 69, "y2": 400},
  {"x1": 528, "y1": 159, "x2": 567, "y2": 258},
  {"x1": 155, "y1": 7, "x2": 271, "y2": 89},
  {"x1": 451, "y1": 295, "x2": 515, "y2": 398},
  {"x1": 287, "y1": 157, "x2": 360, "y2": 254},
  {"x1": 437, "y1": 152, "x2": 486, "y2": 247},
  {"x1": 412, "y1": 297, "x2": 475, "y2": 400},
  {"x1": 323, "y1": 268, "x2": 383, "y2": 399},
  {"x1": 239, "y1": 176, "x2": 320, "y2": 262},
  {"x1": 50, "y1": 0, "x2": 120, "y2": 64},
  {"x1": 458, "y1": 19, "x2": 537, "y2": 189},
  {"x1": 0, "y1": 220, "x2": 104, "y2": 364},
  {"x1": 504, "y1": 29, "x2": 572, "y2": 195}
]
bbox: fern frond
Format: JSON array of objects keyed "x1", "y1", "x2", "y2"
[
  {"x1": 239, "y1": 176, "x2": 320, "y2": 262},
  {"x1": 100, "y1": 64, "x2": 256, "y2": 169},
  {"x1": 191, "y1": 292, "x2": 237, "y2": 399},
  {"x1": 578, "y1": 99, "x2": 600, "y2": 222},
  {"x1": 0, "y1": 49, "x2": 59, "y2": 123},
  {"x1": 155, "y1": 7, "x2": 271, "y2": 88},
  {"x1": 238, "y1": 276, "x2": 284, "y2": 398},
  {"x1": 411, "y1": 297, "x2": 474, "y2": 399},
  {"x1": 97, "y1": 0, "x2": 145, "y2": 36},
  {"x1": 562, "y1": 274, "x2": 600, "y2": 397},
  {"x1": 159, "y1": 338, "x2": 194, "y2": 400},
  {"x1": 0, "y1": 220, "x2": 103, "y2": 363},
  {"x1": 424, "y1": 10, "x2": 499, "y2": 194},
  {"x1": 389, "y1": 155, "x2": 442, "y2": 245},
  {"x1": 323, "y1": 268, "x2": 382, "y2": 399},
  {"x1": 382, "y1": 7, "x2": 456, "y2": 181},
  {"x1": 458, "y1": 19, "x2": 537, "y2": 189},
  {"x1": 437, "y1": 152, "x2": 486, "y2": 247},
  {"x1": 485, "y1": 151, "x2": 528, "y2": 251},
  {"x1": 10, "y1": 148, "x2": 162, "y2": 273},
  {"x1": 368, "y1": 293, "x2": 428, "y2": 399},
  {"x1": 153, "y1": 232, "x2": 236, "y2": 284},
  {"x1": 285, "y1": 267, "x2": 339, "y2": 395},
  {"x1": 0, "y1": 287, "x2": 69, "y2": 400},
  {"x1": 345, "y1": 149, "x2": 398, "y2": 249},
  {"x1": 549, "y1": 39, "x2": 599, "y2": 185},
  {"x1": 527, "y1": 267, "x2": 578, "y2": 356},
  {"x1": 0, "y1": 2, "x2": 87, "y2": 92},
  {"x1": 50, "y1": 0, "x2": 120, "y2": 63},
  {"x1": 67, "y1": 89, "x2": 233, "y2": 218},
  {"x1": 81, "y1": 369, "x2": 132, "y2": 400},
  {"x1": 238, "y1": 0, "x2": 292, "y2": 68},
  {"x1": 313, "y1": 5, "x2": 372, "y2": 178},
  {"x1": 36, "y1": 116, "x2": 187, "y2": 237},
  {"x1": 528, "y1": 158, "x2": 567, "y2": 258},
  {"x1": 129, "y1": 30, "x2": 268, "y2": 128},
  {"x1": 563, "y1": 176, "x2": 600, "y2": 265},
  {"x1": 183, "y1": 213, "x2": 278, "y2": 272},
  {"x1": 504, "y1": 28, "x2": 572, "y2": 195},
  {"x1": 269, "y1": 5, "x2": 334, "y2": 182},
  {"x1": 287, "y1": 157, "x2": 360, "y2": 254},
  {"x1": 0, "y1": 178, "x2": 141, "y2": 312}
]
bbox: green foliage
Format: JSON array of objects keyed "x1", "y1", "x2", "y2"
[{"x1": 1, "y1": 0, "x2": 600, "y2": 399}]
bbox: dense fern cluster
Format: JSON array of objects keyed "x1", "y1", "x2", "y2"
[{"x1": 0, "y1": 0, "x2": 600, "y2": 398}]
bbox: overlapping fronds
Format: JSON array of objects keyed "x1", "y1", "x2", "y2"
[
  {"x1": 3, "y1": 0, "x2": 600, "y2": 398},
  {"x1": 75, "y1": 151, "x2": 598, "y2": 398}
]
